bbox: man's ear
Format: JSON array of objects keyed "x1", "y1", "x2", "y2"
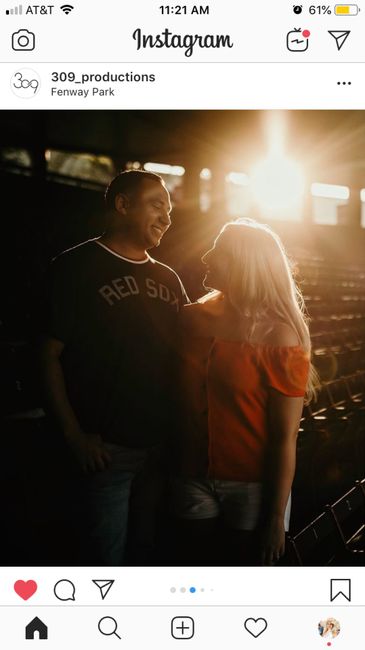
[{"x1": 115, "y1": 192, "x2": 130, "y2": 214}]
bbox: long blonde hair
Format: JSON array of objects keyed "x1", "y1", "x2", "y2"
[{"x1": 200, "y1": 218, "x2": 319, "y2": 401}]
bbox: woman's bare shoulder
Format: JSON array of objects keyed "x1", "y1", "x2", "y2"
[{"x1": 261, "y1": 322, "x2": 300, "y2": 347}]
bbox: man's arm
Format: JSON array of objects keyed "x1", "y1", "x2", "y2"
[{"x1": 41, "y1": 337, "x2": 111, "y2": 472}]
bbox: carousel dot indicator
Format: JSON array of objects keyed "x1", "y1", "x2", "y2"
[
  {"x1": 170, "y1": 587, "x2": 176, "y2": 593},
  {"x1": 180, "y1": 587, "x2": 186, "y2": 593},
  {"x1": 189, "y1": 587, "x2": 196, "y2": 593}
]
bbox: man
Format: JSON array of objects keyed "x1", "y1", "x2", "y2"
[{"x1": 42, "y1": 170, "x2": 188, "y2": 565}]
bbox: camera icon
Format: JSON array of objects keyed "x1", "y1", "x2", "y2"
[{"x1": 12, "y1": 29, "x2": 35, "y2": 51}]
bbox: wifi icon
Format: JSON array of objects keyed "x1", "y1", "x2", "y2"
[{"x1": 60, "y1": 4, "x2": 74, "y2": 14}]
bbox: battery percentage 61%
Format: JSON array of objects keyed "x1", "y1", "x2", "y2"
[{"x1": 309, "y1": 5, "x2": 332, "y2": 13}]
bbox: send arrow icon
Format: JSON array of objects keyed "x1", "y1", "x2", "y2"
[
  {"x1": 328, "y1": 30, "x2": 351, "y2": 50},
  {"x1": 92, "y1": 579, "x2": 115, "y2": 600}
]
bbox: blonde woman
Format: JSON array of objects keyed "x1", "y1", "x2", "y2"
[
  {"x1": 173, "y1": 218, "x2": 317, "y2": 566},
  {"x1": 323, "y1": 620, "x2": 340, "y2": 639}
]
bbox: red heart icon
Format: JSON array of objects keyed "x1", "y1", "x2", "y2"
[{"x1": 14, "y1": 580, "x2": 37, "y2": 600}]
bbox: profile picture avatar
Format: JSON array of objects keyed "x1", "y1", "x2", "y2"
[
  {"x1": 12, "y1": 29, "x2": 35, "y2": 51},
  {"x1": 318, "y1": 618, "x2": 340, "y2": 645},
  {"x1": 11, "y1": 69, "x2": 40, "y2": 98}
]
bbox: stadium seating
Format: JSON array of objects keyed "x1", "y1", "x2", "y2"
[
  {"x1": 286, "y1": 480, "x2": 365, "y2": 565},
  {"x1": 291, "y1": 256, "x2": 365, "y2": 537}
]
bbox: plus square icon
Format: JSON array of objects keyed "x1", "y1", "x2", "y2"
[{"x1": 171, "y1": 617, "x2": 195, "y2": 639}]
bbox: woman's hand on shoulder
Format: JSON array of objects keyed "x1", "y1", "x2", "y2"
[
  {"x1": 179, "y1": 301, "x2": 208, "y2": 334},
  {"x1": 179, "y1": 295, "x2": 224, "y2": 338}
]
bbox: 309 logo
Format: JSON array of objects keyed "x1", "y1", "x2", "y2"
[{"x1": 11, "y1": 68, "x2": 41, "y2": 98}]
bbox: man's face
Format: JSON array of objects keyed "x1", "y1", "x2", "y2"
[{"x1": 123, "y1": 179, "x2": 172, "y2": 249}]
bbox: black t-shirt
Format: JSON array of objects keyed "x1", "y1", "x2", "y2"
[{"x1": 48, "y1": 239, "x2": 188, "y2": 447}]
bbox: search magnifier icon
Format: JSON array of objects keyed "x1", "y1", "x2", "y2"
[{"x1": 98, "y1": 616, "x2": 121, "y2": 640}]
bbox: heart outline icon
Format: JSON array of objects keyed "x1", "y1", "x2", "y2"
[
  {"x1": 244, "y1": 617, "x2": 268, "y2": 638},
  {"x1": 14, "y1": 580, "x2": 38, "y2": 600}
]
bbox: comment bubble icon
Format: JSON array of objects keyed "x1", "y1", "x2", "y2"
[{"x1": 53, "y1": 579, "x2": 76, "y2": 602}]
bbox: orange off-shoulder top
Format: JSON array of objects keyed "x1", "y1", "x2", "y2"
[{"x1": 178, "y1": 337, "x2": 310, "y2": 482}]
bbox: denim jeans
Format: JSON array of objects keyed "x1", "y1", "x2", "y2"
[
  {"x1": 171, "y1": 478, "x2": 292, "y2": 531},
  {"x1": 81, "y1": 443, "x2": 164, "y2": 566}
]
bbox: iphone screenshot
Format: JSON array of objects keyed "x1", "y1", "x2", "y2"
[{"x1": 0, "y1": 0, "x2": 364, "y2": 647}]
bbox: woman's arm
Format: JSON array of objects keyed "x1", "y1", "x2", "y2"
[
  {"x1": 259, "y1": 322, "x2": 306, "y2": 565},
  {"x1": 260, "y1": 390, "x2": 304, "y2": 565}
]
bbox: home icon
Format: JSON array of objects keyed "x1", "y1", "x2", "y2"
[{"x1": 25, "y1": 617, "x2": 48, "y2": 640}]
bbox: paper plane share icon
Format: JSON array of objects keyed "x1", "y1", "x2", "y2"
[
  {"x1": 92, "y1": 579, "x2": 115, "y2": 600},
  {"x1": 328, "y1": 30, "x2": 351, "y2": 50}
]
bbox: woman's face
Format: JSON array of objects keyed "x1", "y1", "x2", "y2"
[{"x1": 202, "y1": 234, "x2": 231, "y2": 292}]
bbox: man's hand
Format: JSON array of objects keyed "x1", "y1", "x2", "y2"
[
  {"x1": 65, "y1": 427, "x2": 112, "y2": 473},
  {"x1": 260, "y1": 515, "x2": 286, "y2": 566},
  {"x1": 41, "y1": 338, "x2": 112, "y2": 473}
]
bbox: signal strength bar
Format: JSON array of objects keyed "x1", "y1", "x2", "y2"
[{"x1": 6, "y1": 4, "x2": 23, "y2": 14}]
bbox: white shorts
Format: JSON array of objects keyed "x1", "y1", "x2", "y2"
[{"x1": 172, "y1": 478, "x2": 291, "y2": 531}]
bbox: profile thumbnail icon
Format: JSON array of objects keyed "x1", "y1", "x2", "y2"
[{"x1": 318, "y1": 618, "x2": 340, "y2": 646}]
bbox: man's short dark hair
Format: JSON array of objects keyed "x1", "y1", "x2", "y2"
[{"x1": 104, "y1": 170, "x2": 164, "y2": 211}]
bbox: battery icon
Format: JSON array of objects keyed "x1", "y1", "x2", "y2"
[{"x1": 334, "y1": 4, "x2": 359, "y2": 14}]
